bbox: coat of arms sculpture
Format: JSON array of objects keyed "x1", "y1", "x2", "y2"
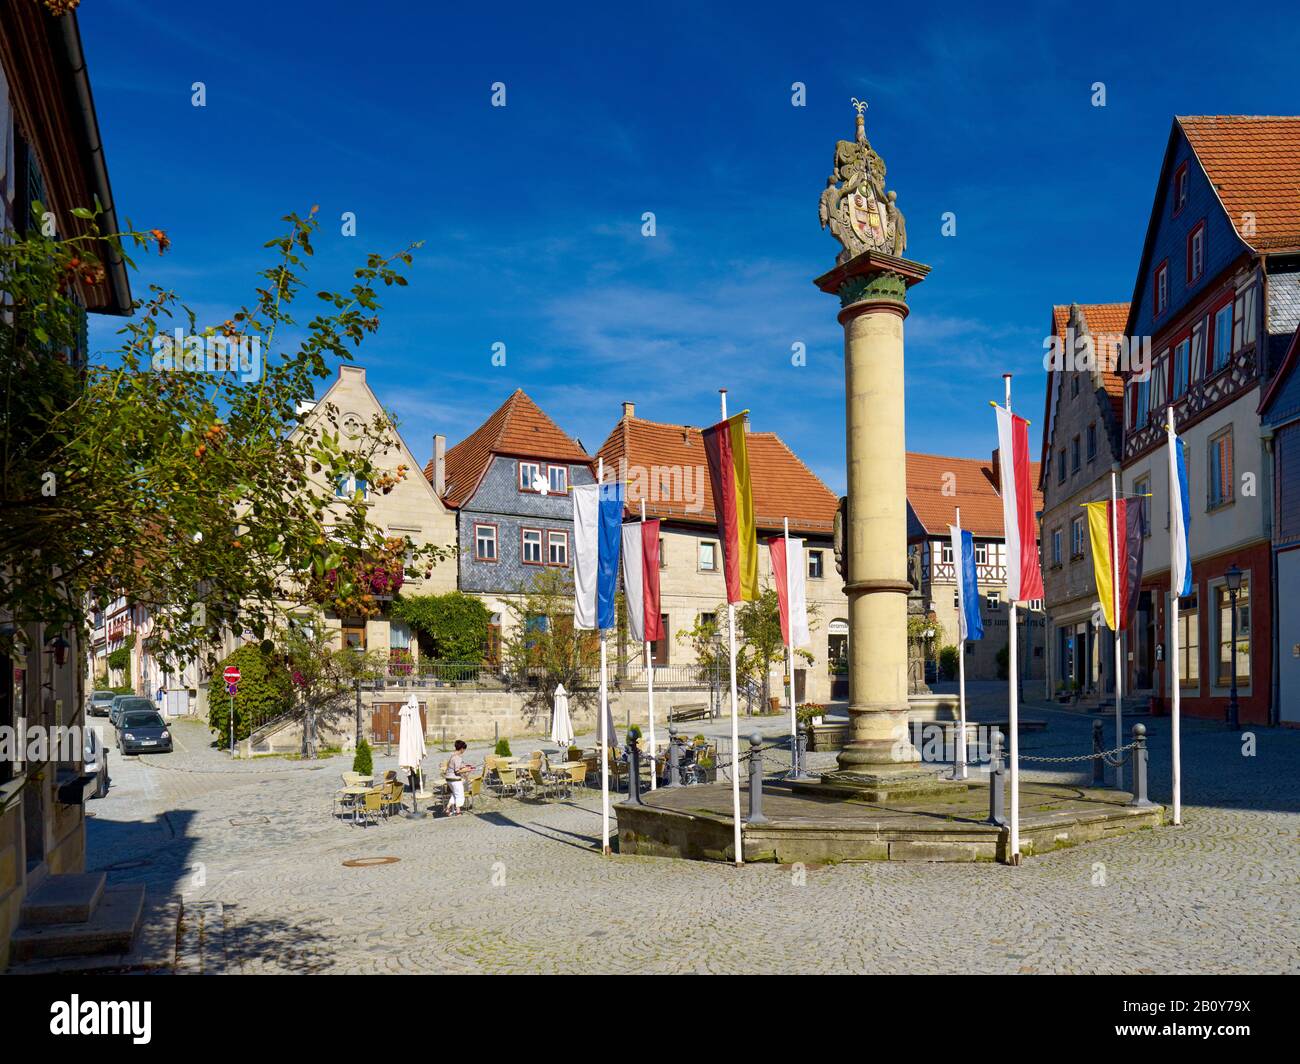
[{"x1": 818, "y1": 99, "x2": 907, "y2": 263}]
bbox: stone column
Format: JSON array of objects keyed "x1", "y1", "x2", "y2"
[{"x1": 815, "y1": 252, "x2": 931, "y2": 779}]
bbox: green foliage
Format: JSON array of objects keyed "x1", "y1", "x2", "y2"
[
  {"x1": 391, "y1": 591, "x2": 491, "y2": 663},
  {"x1": 0, "y1": 203, "x2": 450, "y2": 668},
  {"x1": 939, "y1": 645, "x2": 960, "y2": 681},
  {"x1": 106, "y1": 646, "x2": 131, "y2": 672},
  {"x1": 796, "y1": 702, "x2": 825, "y2": 725},
  {"x1": 500, "y1": 567, "x2": 601, "y2": 720},
  {"x1": 494, "y1": 738, "x2": 512, "y2": 757},
  {"x1": 208, "y1": 643, "x2": 291, "y2": 744},
  {"x1": 280, "y1": 614, "x2": 385, "y2": 759},
  {"x1": 353, "y1": 737, "x2": 373, "y2": 776}
]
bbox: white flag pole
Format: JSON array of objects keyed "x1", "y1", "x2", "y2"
[
  {"x1": 1110, "y1": 467, "x2": 1124, "y2": 793},
  {"x1": 1004, "y1": 374, "x2": 1021, "y2": 864},
  {"x1": 643, "y1": 497, "x2": 656, "y2": 790},
  {"x1": 721, "y1": 389, "x2": 743, "y2": 867},
  {"x1": 784, "y1": 516, "x2": 797, "y2": 776},
  {"x1": 597, "y1": 456, "x2": 610, "y2": 855},
  {"x1": 955, "y1": 505, "x2": 967, "y2": 781},
  {"x1": 1167, "y1": 406, "x2": 1182, "y2": 826}
]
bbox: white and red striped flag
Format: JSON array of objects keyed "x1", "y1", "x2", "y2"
[
  {"x1": 767, "y1": 535, "x2": 810, "y2": 648},
  {"x1": 994, "y1": 405, "x2": 1044, "y2": 604},
  {"x1": 620, "y1": 519, "x2": 664, "y2": 644}
]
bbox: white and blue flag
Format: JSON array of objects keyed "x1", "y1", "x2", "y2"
[
  {"x1": 949, "y1": 524, "x2": 984, "y2": 642},
  {"x1": 1168, "y1": 421, "x2": 1193, "y2": 597},
  {"x1": 573, "y1": 481, "x2": 625, "y2": 630}
]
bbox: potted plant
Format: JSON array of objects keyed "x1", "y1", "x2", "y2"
[{"x1": 388, "y1": 646, "x2": 414, "y2": 677}]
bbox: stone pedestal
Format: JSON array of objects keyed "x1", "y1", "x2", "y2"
[{"x1": 813, "y1": 251, "x2": 945, "y2": 791}]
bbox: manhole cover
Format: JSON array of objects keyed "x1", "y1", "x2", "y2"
[
  {"x1": 229, "y1": 815, "x2": 270, "y2": 826},
  {"x1": 342, "y1": 856, "x2": 401, "y2": 868}
]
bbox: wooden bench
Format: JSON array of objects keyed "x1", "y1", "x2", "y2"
[{"x1": 668, "y1": 703, "x2": 710, "y2": 723}]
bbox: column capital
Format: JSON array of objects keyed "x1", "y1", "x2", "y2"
[{"x1": 813, "y1": 250, "x2": 930, "y2": 310}]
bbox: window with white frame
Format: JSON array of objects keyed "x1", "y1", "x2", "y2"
[
  {"x1": 699, "y1": 541, "x2": 718, "y2": 571},
  {"x1": 1233, "y1": 285, "x2": 1258, "y2": 352},
  {"x1": 807, "y1": 550, "x2": 824, "y2": 579},
  {"x1": 547, "y1": 465, "x2": 568, "y2": 494},
  {"x1": 522, "y1": 528, "x2": 543, "y2": 564},
  {"x1": 1213, "y1": 303, "x2": 1233, "y2": 371},
  {"x1": 335, "y1": 473, "x2": 368, "y2": 500},
  {"x1": 547, "y1": 529, "x2": 569, "y2": 566},
  {"x1": 1155, "y1": 262, "x2": 1169, "y2": 316},
  {"x1": 474, "y1": 523, "x2": 497, "y2": 561},
  {"x1": 1071, "y1": 515, "x2": 1085, "y2": 558},
  {"x1": 518, "y1": 461, "x2": 542, "y2": 491},
  {"x1": 987, "y1": 591, "x2": 1001, "y2": 611},
  {"x1": 1187, "y1": 222, "x2": 1205, "y2": 284},
  {"x1": 1052, "y1": 528, "x2": 1063, "y2": 565}
]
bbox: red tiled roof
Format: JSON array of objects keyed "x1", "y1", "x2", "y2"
[
  {"x1": 906, "y1": 451, "x2": 1043, "y2": 540},
  {"x1": 594, "y1": 414, "x2": 839, "y2": 535},
  {"x1": 1180, "y1": 116, "x2": 1300, "y2": 253},
  {"x1": 428, "y1": 389, "x2": 590, "y2": 508}
]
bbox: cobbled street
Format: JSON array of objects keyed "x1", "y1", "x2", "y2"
[{"x1": 85, "y1": 690, "x2": 1300, "y2": 974}]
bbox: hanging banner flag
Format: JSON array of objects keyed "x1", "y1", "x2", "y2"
[
  {"x1": 1084, "y1": 499, "x2": 1145, "y2": 631},
  {"x1": 702, "y1": 411, "x2": 758, "y2": 603},
  {"x1": 948, "y1": 525, "x2": 984, "y2": 642},
  {"x1": 621, "y1": 518, "x2": 664, "y2": 644},
  {"x1": 994, "y1": 405, "x2": 1044, "y2": 603},
  {"x1": 767, "y1": 535, "x2": 810, "y2": 647},
  {"x1": 573, "y1": 481, "x2": 625, "y2": 630},
  {"x1": 1169, "y1": 429, "x2": 1193, "y2": 598}
]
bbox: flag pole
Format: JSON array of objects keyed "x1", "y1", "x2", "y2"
[
  {"x1": 955, "y1": 505, "x2": 967, "y2": 781},
  {"x1": 784, "y1": 516, "x2": 797, "y2": 776},
  {"x1": 598, "y1": 456, "x2": 610, "y2": 855},
  {"x1": 1167, "y1": 405, "x2": 1182, "y2": 825},
  {"x1": 1003, "y1": 374, "x2": 1021, "y2": 864},
  {"x1": 1110, "y1": 467, "x2": 1124, "y2": 793},
  {"x1": 721, "y1": 389, "x2": 743, "y2": 867},
  {"x1": 643, "y1": 497, "x2": 657, "y2": 790}
]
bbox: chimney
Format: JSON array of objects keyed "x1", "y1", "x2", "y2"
[
  {"x1": 433, "y1": 434, "x2": 446, "y2": 496},
  {"x1": 622, "y1": 401, "x2": 635, "y2": 419},
  {"x1": 989, "y1": 448, "x2": 1001, "y2": 493},
  {"x1": 743, "y1": 412, "x2": 751, "y2": 433}
]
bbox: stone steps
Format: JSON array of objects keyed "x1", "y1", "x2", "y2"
[
  {"x1": 19, "y1": 871, "x2": 106, "y2": 926},
  {"x1": 9, "y1": 881, "x2": 145, "y2": 964}
]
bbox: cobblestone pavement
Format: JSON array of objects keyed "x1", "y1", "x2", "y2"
[{"x1": 84, "y1": 696, "x2": 1300, "y2": 974}]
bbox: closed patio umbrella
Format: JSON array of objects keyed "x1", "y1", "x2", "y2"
[
  {"x1": 550, "y1": 683, "x2": 575, "y2": 754},
  {"x1": 397, "y1": 697, "x2": 427, "y2": 817}
]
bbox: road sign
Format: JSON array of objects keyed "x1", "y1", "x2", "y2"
[
  {"x1": 223, "y1": 665, "x2": 241, "y2": 683},
  {"x1": 226, "y1": 682, "x2": 238, "y2": 695}
]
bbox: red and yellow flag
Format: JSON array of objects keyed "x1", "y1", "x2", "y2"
[
  {"x1": 1085, "y1": 500, "x2": 1145, "y2": 631},
  {"x1": 702, "y1": 412, "x2": 758, "y2": 603}
]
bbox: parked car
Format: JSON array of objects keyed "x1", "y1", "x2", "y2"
[
  {"x1": 115, "y1": 708, "x2": 173, "y2": 755},
  {"x1": 109, "y1": 694, "x2": 150, "y2": 729},
  {"x1": 83, "y1": 726, "x2": 109, "y2": 798},
  {"x1": 87, "y1": 690, "x2": 116, "y2": 717}
]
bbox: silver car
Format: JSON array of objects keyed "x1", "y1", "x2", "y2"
[
  {"x1": 84, "y1": 726, "x2": 109, "y2": 799},
  {"x1": 88, "y1": 690, "x2": 116, "y2": 717}
]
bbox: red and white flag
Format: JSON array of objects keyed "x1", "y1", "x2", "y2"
[
  {"x1": 994, "y1": 405, "x2": 1044, "y2": 604},
  {"x1": 767, "y1": 535, "x2": 810, "y2": 647},
  {"x1": 621, "y1": 519, "x2": 663, "y2": 644}
]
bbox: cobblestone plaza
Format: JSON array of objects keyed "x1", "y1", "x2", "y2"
[{"x1": 85, "y1": 691, "x2": 1299, "y2": 975}]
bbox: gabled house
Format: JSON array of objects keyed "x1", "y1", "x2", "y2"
[
  {"x1": 1259, "y1": 325, "x2": 1300, "y2": 725},
  {"x1": 1117, "y1": 115, "x2": 1300, "y2": 725},
  {"x1": 906, "y1": 452, "x2": 1046, "y2": 684},
  {"x1": 0, "y1": 3, "x2": 132, "y2": 970},
  {"x1": 426, "y1": 389, "x2": 595, "y2": 660},
  {"x1": 595, "y1": 403, "x2": 847, "y2": 704},
  {"x1": 1038, "y1": 302, "x2": 1130, "y2": 699}
]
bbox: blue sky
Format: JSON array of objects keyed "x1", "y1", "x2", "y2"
[{"x1": 81, "y1": 0, "x2": 1299, "y2": 494}]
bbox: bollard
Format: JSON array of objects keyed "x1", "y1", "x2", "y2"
[
  {"x1": 1092, "y1": 720, "x2": 1105, "y2": 786},
  {"x1": 746, "y1": 733, "x2": 768, "y2": 824},
  {"x1": 626, "y1": 737, "x2": 644, "y2": 805},
  {"x1": 796, "y1": 723, "x2": 810, "y2": 780},
  {"x1": 986, "y1": 729, "x2": 1007, "y2": 827},
  {"x1": 1130, "y1": 723, "x2": 1155, "y2": 808},
  {"x1": 664, "y1": 725, "x2": 682, "y2": 787}
]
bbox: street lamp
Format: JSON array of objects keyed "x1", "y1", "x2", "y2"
[{"x1": 1224, "y1": 564, "x2": 1242, "y2": 731}]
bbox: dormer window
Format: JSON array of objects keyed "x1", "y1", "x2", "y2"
[
  {"x1": 1187, "y1": 221, "x2": 1205, "y2": 285},
  {"x1": 1154, "y1": 261, "x2": 1169, "y2": 317},
  {"x1": 1173, "y1": 162, "x2": 1189, "y2": 216}
]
